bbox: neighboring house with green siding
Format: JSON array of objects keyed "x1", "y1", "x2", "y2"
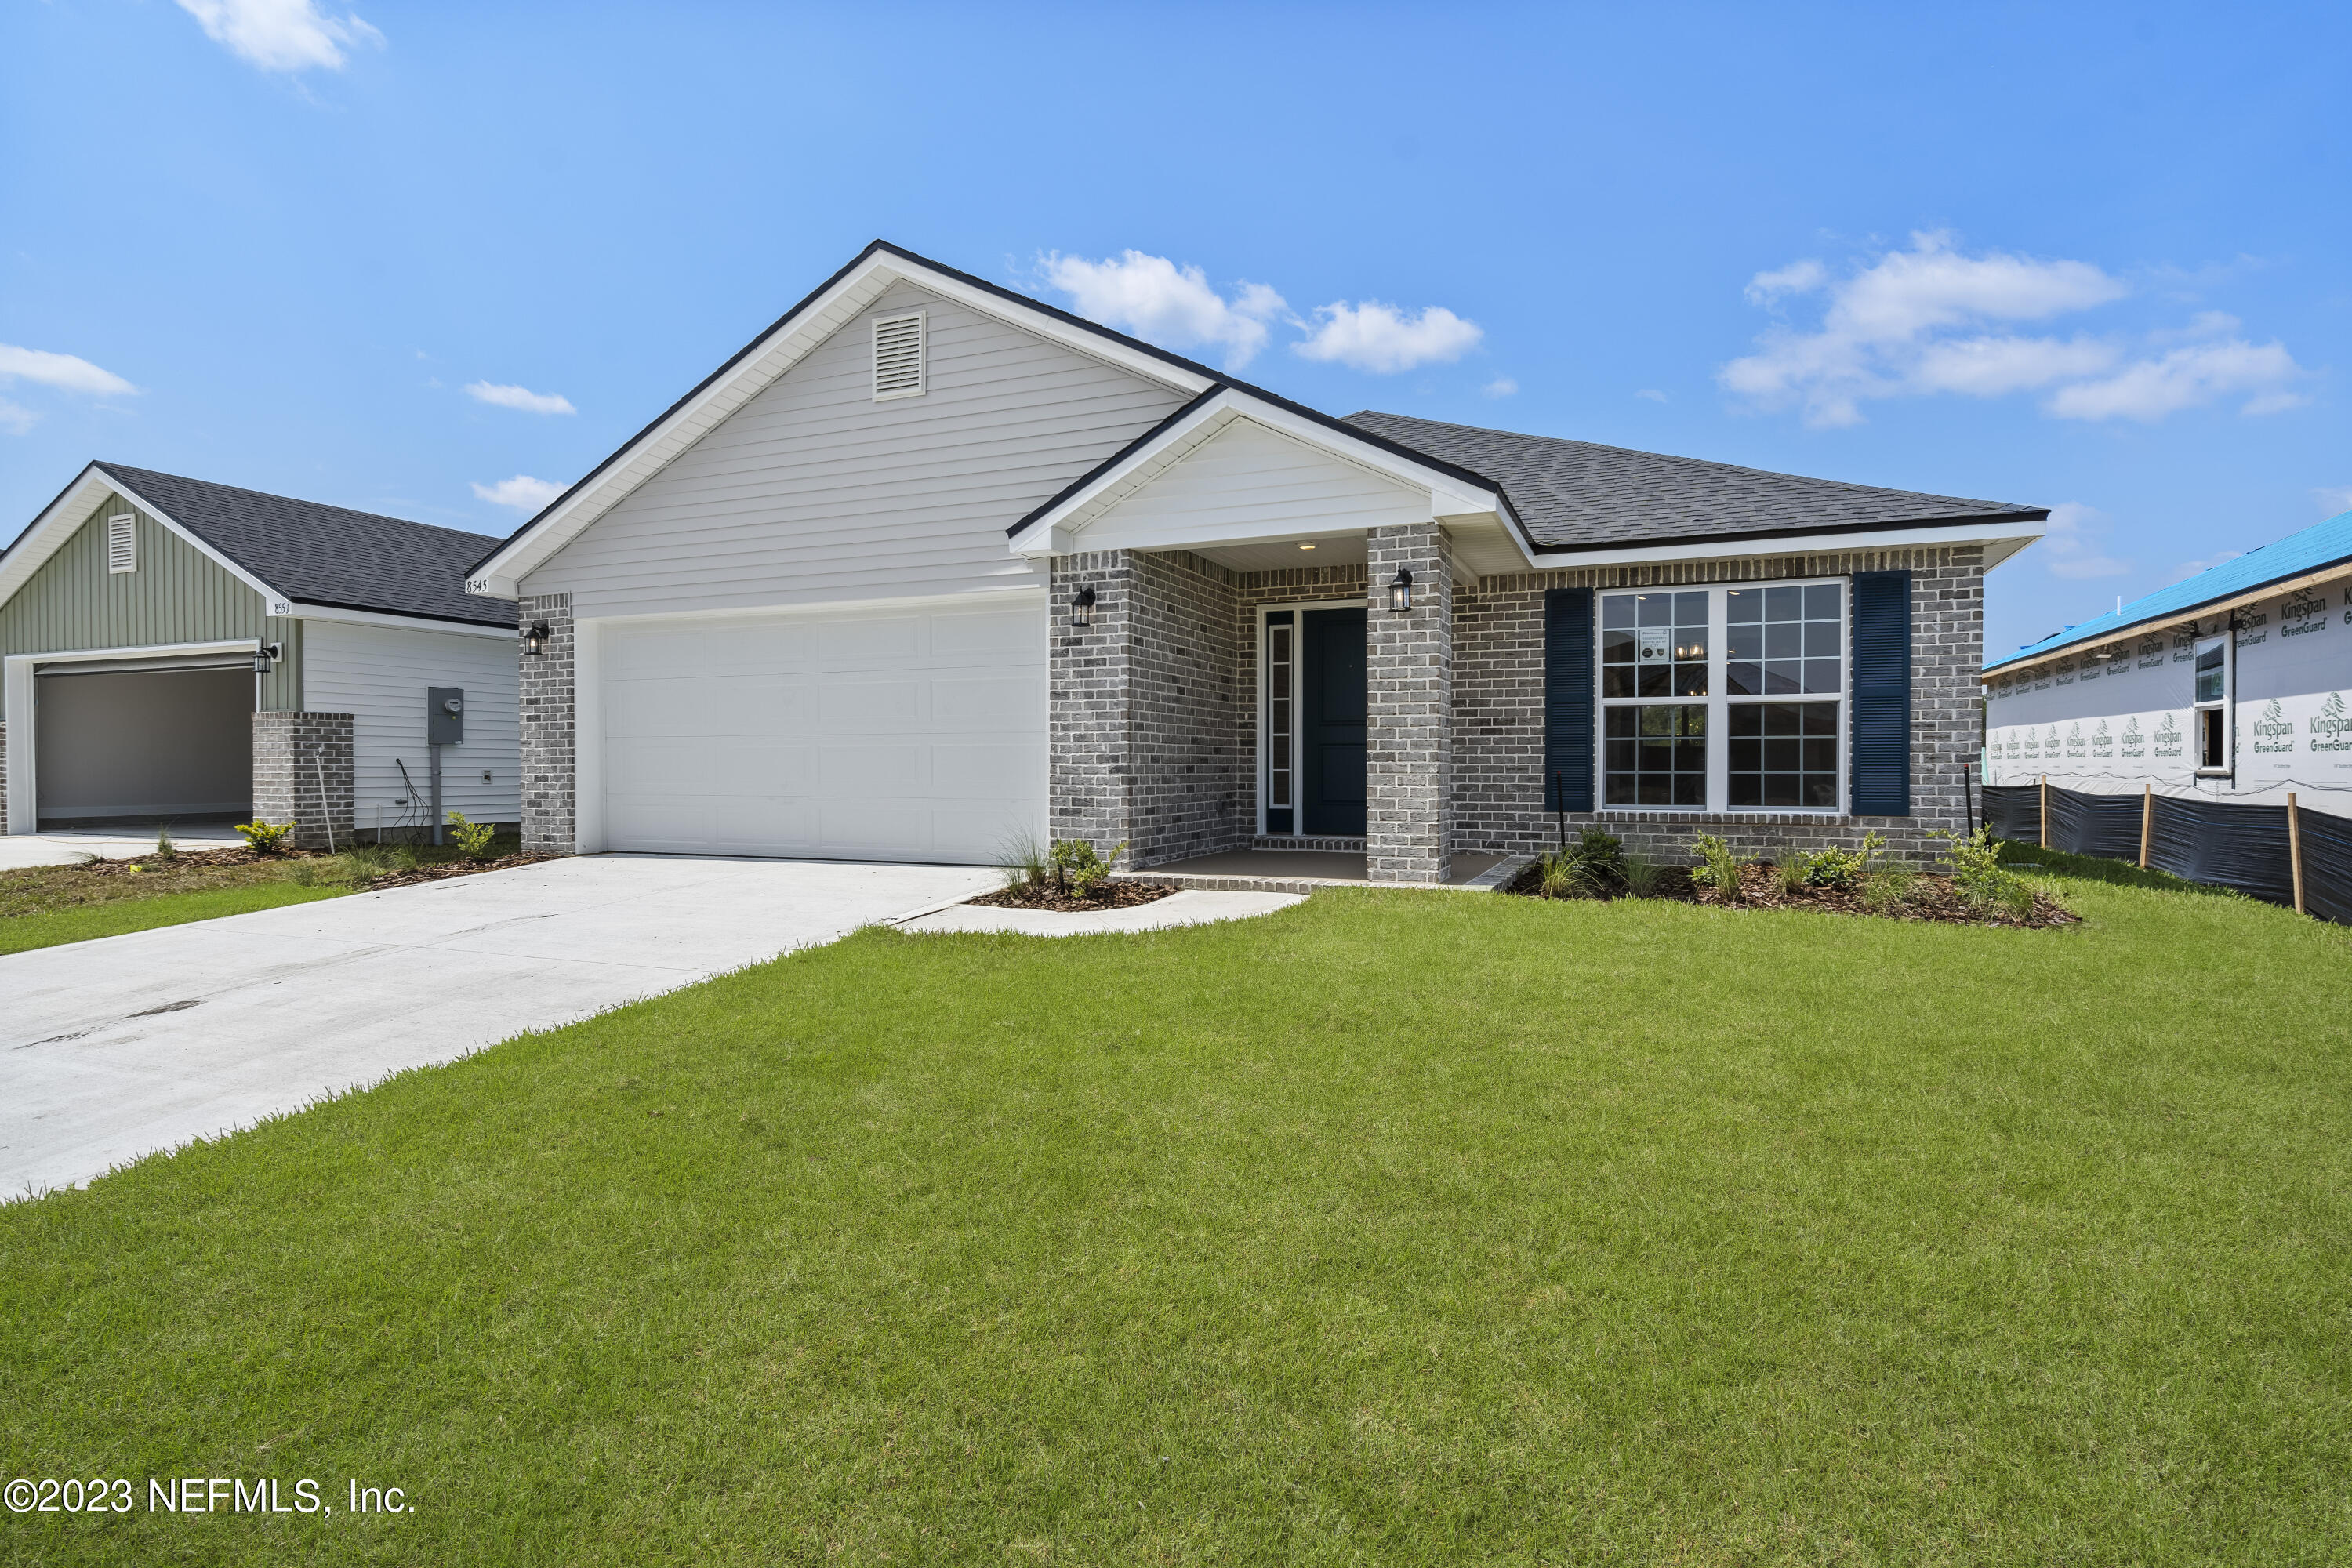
[{"x1": 1, "y1": 463, "x2": 518, "y2": 844}]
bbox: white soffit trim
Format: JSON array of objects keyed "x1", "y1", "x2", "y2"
[
  {"x1": 288, "y1": 601, "x2": 518, "y2": 640},
  {"x1": 1523, "y1": 521, "x2": 2047, "y2": 569},
  {"x1": 1007, "y1": 389, "x2": 1523, "y2": 561},
  {"x1": 0, "y1": 463, "x2": 287, "y2": 613},
  {"x1": 465, "y1": 251, "x2": 1218, "y2": 597}
]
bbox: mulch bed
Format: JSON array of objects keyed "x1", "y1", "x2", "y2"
[
  {"x1": 1510, "y1": 859, "x2": 2076, "y2": 929},
  {"x1": 63, "y1": 844, "x2": 556, "y2": 891},
  {"x1": 967, "y1": 880, "x2": 1178, "y2": 913}
]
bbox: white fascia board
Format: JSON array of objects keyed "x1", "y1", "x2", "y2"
[
  {"x1": 1, "y1": 466, "x2": 280, "y2": 613},
  {"x1": 289, "y1": 602, "x2": 519, "y2": 641},
  {"x1": 1007, "y1": 390, "x2": 1514, "y2": 558},
  {"x1": 468, "y1": 251, "x2": 1218, "y2": 594},
  {"x1": 1523, "y1": 521, "x2": 2046, "y2": 569}
]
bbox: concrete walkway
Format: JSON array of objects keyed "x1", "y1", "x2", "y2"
[
  {"x1": 0, "y1": 855, "x2": 997, "y2": 1197},
  {"x1": 0, "y1": 826, "x2": 247, "y2": 871},
  {"x1": 895, "y1": 887, "x2": 1305, "y2": 937}
]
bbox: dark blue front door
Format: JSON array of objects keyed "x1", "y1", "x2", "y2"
[{"x1": 1301, "y1": 608, "x2": 1367, "y2": 837}]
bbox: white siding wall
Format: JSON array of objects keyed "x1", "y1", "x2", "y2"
[
  {"x1": 1076, "y1": 418, "x2": 1428, "y2": 551},
  {"x1": 521, "y1": 281, "x2": 1191, "y2": 619},
  {"x1": 303, "y1": 619, "x2": 521, "y2": 832}
]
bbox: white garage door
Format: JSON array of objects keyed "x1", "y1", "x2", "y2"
[{"x1": 600, "y1": 597, "x2": 1045, "y2": 863}]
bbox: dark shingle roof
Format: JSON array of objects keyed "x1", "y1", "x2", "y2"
[
  {"x1": 1341, "y1": 412, "x2": 2045, "y2": 551},
  {"x1": 94, "y1": 463, "x2": 511, "y2": 626}
]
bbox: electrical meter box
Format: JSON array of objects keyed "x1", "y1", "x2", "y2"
[{"x1": 427, "y1": 686, "x2": 465, "y2": 745}]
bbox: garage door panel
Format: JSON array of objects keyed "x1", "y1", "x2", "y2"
[
  {"x1": 602, "y1": 599, "x2": 1043, "y2": 862},
  {"x1": 932, "y1": 608, "x2": 1041, "y2": 659},
  {"x1": 816, "y1": 615, "x2": 928, "y2": 666},
  {"x1": 818, "y1": 677, "x2": 927, "y2": 731},
  {"x1": 932, "y1": 674, "x2": 1044, "y2": 729}
]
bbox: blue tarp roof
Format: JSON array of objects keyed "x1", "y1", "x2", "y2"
[{"x1": 1985, "y1": 510, "x2": 2352, "y2": 673}]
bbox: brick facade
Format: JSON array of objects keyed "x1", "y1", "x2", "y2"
[
  {"x1": 1452, "y1": 544, "x2": 1984, "y2": 863},
  {"x1": 251, "y1": 711, "x2": 354, "y2": 850},
  {"x1": 517, "y1": 593, "x2": 575, "y2": 854},
  {"x1": 1365, "y1": 523, "x2": 1454, "y2": 883}
]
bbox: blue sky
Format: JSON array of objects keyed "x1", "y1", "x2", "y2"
[{"x1": 3, "y1": 2, "x2": 2346, "y2": 655}]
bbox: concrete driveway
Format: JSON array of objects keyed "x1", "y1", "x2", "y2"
[{"x1": 0, "y1": 855, "x2": 997, "y2": 1197}]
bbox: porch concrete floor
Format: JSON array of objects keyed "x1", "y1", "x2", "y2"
[{"x1": 1143, "y1": 850, "x2": 1506, "y2": 885}]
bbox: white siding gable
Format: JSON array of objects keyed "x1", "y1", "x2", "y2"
[
  {"x1": 522, "y1": 281, "x2": 1189, "y2": 619},
  {"x1": 1075, "y1": 417, "x2": 1429, "y2": 554},
  {"x1": 303, "y1": 619, "x2": 521, "y2": 832}
]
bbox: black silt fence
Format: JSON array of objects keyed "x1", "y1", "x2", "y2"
[{"x1": 1984, "y1": 783, "x2": 2352, "y2": 925}]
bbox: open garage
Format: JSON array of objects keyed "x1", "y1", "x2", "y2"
[{"x1": 32, "y1": 658, "x2": 253, "y2": 827}]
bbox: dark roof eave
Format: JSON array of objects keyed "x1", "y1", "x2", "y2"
[{"x1": 1524, "y1": 507, "x2": 2049, "y2": 558}]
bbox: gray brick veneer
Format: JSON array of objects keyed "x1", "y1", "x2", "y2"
[
  {"x1": 1454, "y1": 545, "x2": 1984, "y2": 864},
  {"x1": 251, "y1": 711, "x2": 354, "y2": 850},
  {"x1": 1365, "y1": 523, "x2": 1453, "y2": 883},
  {"x1": 517, "y1": 593, "x2": 575, "y2": 854}
]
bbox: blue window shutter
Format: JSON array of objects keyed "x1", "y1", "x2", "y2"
[
  {"x1": 1544, "y1": 588, "x2": 1595, "y2": 812},
  {"x1": 1850, "y1": 570, "x2": 1912, "y2": 815}
]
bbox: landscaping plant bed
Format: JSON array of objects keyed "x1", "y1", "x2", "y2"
[
  {"x1": 355, "y1": 851, "x2": 558, "y2": 889},
  {"x1": 64, "y1": 843, "x2": 557, "y2": 891},
  {"x1": 967, "y1": 879, "x2": 1178, "y2": 913}
]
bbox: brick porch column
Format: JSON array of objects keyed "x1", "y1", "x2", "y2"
[
  {"x1": 1047, "y1": 551, "x2": 1136, "y2": 865},
  {"x1": 252, "y1": 712, "x2": 354, "y2": 850},
  {"x1": 1367, "y1": 523, "x2": 1452, "y2": 884},
  {"x1": 518, "y1": 593, "x2": 575, "y2": 854}
]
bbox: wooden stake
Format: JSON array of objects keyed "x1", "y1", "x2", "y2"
[
  {"x1": 2289, "y1": 791, "x2": 2306, "y2": 916},
  {"x1": 2039, "y1": 774, "x2": 2049, "y2": 850},
  {"x1": 2140, "y1": 782, "x2": 2153, "y2": 869}
]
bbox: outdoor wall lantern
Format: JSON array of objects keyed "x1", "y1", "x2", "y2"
[
  {"x1": 524, "y1": 620, "x2": 551, "y2": 656},
  {"x1": 1388, "y1": 567, "x2": 1414, "y2": 614},
  {"x1": 1072, "y1": 585, "x2": 1096, "y2": 630},
  {"x1": 252, "y1": 641, "x2": 281, "y2": 675}
]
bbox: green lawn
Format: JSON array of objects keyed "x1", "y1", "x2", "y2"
[
  {"x1": 0, "y1": 880, "x2": 347, "y2": 954},
  {"x1": 3, "y1": 870, "x2": 2347, "y2": 1563}
]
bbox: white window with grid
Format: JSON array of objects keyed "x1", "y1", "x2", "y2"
[{"x1": 1598, "y1": 579, "x2": 1849, "y2": 812}]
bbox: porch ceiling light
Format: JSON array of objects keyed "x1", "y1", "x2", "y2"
[
  {"x1": 1072, "y1": 585, "x2": 1096, "y2": 630},
  {"x1": 252, "y1": 641, "x2": 281, "y2": 675},
  {"x1": 1388, "y1": 567, "x2": 1414, "y2": 614},
  {"x1": 524, "y1": 620, "x2": 551, "y2": 656},
  {"x1": 1298, "y1": 541, "x2": 1315, "y2": 550}
]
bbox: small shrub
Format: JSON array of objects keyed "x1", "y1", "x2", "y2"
[
  {"x1": 1533, "y1": 829, "x2": 1628, "y2": 900},
  {"x1": 1621, "y1": 855, "x2": 1664, "y2": 898},
  {"x1": 1772, "y1": 857, "x2": 1805, "y2": 898},
  {"x1": 1689, "y1": 833, "x2": 1743, "y2": 900},
  {"x1": 1998, "y1": 877, "x2": 2039, "y2": 922},
  {"x1": 1049, "y1": 837, "x2": 1125, "y2": 898},
  {"x1": 1933, "y1": 826, "x2": 2040, "y2": 920},
  {"x1": 343, "y1": 844, "x2": 416, "y2": 878},
  {"x1": 445, "y1": 811, "x2": 497, "y2": 862},
  {"x1": 1861, "y1": 864, "x2": 1918, "y2": 916},
  {"x1": 997, "y1": 829, "x2": 1051, "y2": 892},
  {"x1": 154, "y1": 827, "x2": 179, "y2": 861},
  {"x1": 235, "y1": 820, "x2": 296, "y2": 855}
]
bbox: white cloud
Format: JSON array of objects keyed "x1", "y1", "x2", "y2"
[
  {"x1": 1040, "y1": 251, "x2": 1287, "y2": 370},
  {"x1": 471, "y1": 475, "x2": 563, "y2": 513},
  {"x1": 2314, "y1": 485, "x2": 2352, "y2": 516},
  {"x1": 2045, "y1": 339, "x2": 2305, "y2": 422},
  {"x1": 1635, "y1": 388, "x2": 1668, "y2": 403},
  {"x1": 2038, "y1": 502, "x2": 2132, "y2": 580},
  {"x1": 1722, "y1": 233, "x2": 2307, "y2": 427},
  {"x1": 176, "y1": 0, "x2": 382, "y2": 72},
  {"x1": 466, "y1": 381, "x2": 576, "y2": 416},
  {"x1": 1294, "y1": 301, "x2": 1482, "y2": 373},
  {"x1": 1483, "y1": 376, "x2": 1518, "y2": 399},
  {"x1": 0, "y1": 343, "x2": 137, "y2": 396},
  {"x1": 0, "y1": 398, "x2": 38, "y2": 437}
]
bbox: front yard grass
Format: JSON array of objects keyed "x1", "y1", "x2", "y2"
[
  {"x1": 2, "y1": 867, "x2": 2347, "y2": 1563},
  {"x1": 0, "y1": 834, "x2": 531, "y2": 955}
]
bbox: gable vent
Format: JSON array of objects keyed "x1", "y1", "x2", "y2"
[
  {"x1": 106, "y1": 513, "x2": 136, "y2": 574},
  {"x1": 873, "y1": 310, "x2": 927, "y2": 401}
]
